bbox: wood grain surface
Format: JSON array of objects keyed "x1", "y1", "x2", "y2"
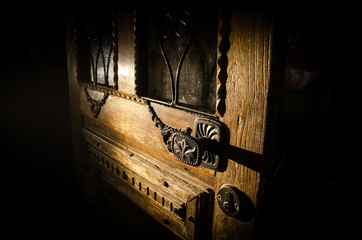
[{"x1": 213, "y1": 3, "x2": 277, "y2": 239}]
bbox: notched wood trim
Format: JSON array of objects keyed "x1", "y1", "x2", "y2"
[{"x1": 216, "y1": 1, "x2": 232, "y2": 117}]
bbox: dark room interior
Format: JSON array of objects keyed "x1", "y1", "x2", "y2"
[
  {"x1": 1, "y1": 1, "x2": 108, "y2": 237},
  {"x1": 1, "y1": 1, "x2": 358, "y2": 239}
]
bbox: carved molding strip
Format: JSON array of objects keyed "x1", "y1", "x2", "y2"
[{"x1": 80, "y1": 82, "x2": 147, "y2": 105}]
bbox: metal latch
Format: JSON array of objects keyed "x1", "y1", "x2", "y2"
[{"x1": 149, "y1": 105, "x2": 224, "y2": 170}]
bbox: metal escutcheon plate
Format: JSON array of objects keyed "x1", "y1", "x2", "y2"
[
  {"x1": 217, "y1": 184, "x2": 255, "y2": 221},
  {"x1": 172, "y1": 132, "x2": 200, "y2": 166}
]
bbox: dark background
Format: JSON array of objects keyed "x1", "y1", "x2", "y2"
[
  {"x1": 0, "y1": 1, "x2": 358, "y2": 239},
  {"x1": 0, "y1": 2, "x2": 101, "y2": 237}
]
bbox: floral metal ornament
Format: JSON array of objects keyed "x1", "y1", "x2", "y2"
[{"x1": 172, "y1": 132, "x2": 200, "y2": 166}]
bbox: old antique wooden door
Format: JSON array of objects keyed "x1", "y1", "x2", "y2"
[{"x1": 66, "y1": 1, "x2": 283, "y2": 239}]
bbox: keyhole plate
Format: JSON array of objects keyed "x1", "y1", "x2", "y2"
[
  {"x1": 217, "y1": 184, "x2": 241, "y2": 217},
  {"x1": 217, "y1": 184, "x2": 256, "y2": 221}
]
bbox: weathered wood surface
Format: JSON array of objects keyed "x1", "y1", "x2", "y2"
[
  {"x1": 117, "y1": 3, "x2": 136, "y2": 94},
  {"x1": 213, "y1": 3, "x2": 278, "y2": 239},
  {"x1": 79, "y1": 90, "x2": 216, "y2": 188}
]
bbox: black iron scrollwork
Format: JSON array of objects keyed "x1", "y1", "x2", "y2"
[
  {"x1": 148, "y1": 104, "x2": 179, "y2": 151},
  {"x1": 158, "y1": 10, "x2": 193, "y2": 107},
  {"x1": 85, "y1": 88, "x2": 109, "y2": 118},
  {"x1": 86, "y1": 21, "x2": 114, "y2": 87},
  {"x1": 76, "y1": 1, "x2": 115, "y2": 88},
  {"x1": 148, "y1": 105, "x2": 200, "y2": 165},
  {"x1": 75, "y1": 1, "x2": 116, "y2": 118}
]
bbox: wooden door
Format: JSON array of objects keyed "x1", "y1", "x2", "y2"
[{"x1": 66, "y1": 1, "x2": 284, "y2": 239}]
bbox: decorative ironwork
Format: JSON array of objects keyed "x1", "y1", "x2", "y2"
[
  {"x1": 148, "y1": 105, "x2": 190, "y2": 152},
  {"x1": 158, "y1": 10, "x2": 193, "y2": 107},
  {"x1": 136, "y1": 2, "x2": 218, "y2": 114},
  {"x1": 194, "y1": 118, "x2": 223, "y2": 170},
  {"x1": 86, "y1": 21, "x2": 113, "y2": 86},
  {"x1": 74, "y1": 1, "x2": 117, "y2": 118},
  {"x1": 75, "y1": 0, "x2": 117, "y2": 88},
  {"x1": 148, "y1": 104, "x2": 224, "y2": 168},
  {"x1": 172, "y1": 132, "x2": 200, "y2": 166},
  {"x1": 84, "y1": 88, "x2": 109, "y2": 118},
  {"x1": 148, "y1": 105, "x2": 200, "y2": 165}
]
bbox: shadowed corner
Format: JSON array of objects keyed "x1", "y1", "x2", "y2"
[{"x1": 234, "y1": 186, "x2": 256, "y2": 222}]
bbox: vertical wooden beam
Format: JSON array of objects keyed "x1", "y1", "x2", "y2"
[{"x1": 213, "y1": 3, "x2": 282, "y2": 239}]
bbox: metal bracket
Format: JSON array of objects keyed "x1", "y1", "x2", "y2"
[
  {"x1": 149, "y1": 105, "x2": 224, "y2": 169},
  {"x1": 194, "y1": 118, "x2": 223, "y2": 170}
]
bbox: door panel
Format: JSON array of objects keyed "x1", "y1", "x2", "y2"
[
  {"x1": 213, "y1": 5, "x2": 278, "y2": 239},
  {"x1": 66, "y1": 1, "x2": 283, "y2": 239}
]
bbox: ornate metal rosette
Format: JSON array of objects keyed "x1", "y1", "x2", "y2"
[{"x1": 194, "y1": 118, "x2": 222, "y2": 169}]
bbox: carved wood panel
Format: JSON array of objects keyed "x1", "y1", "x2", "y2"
[{"x1": 83, "y1": 125, "x2": 212, "y2": 239}]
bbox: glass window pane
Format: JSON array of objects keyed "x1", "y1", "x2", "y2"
[
  {"x1": 142, "y1": 1, "x2": 218, "y2": 113},
  {"x1": 75, "y1": 1, "x2": 115, "y2": 88}
]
